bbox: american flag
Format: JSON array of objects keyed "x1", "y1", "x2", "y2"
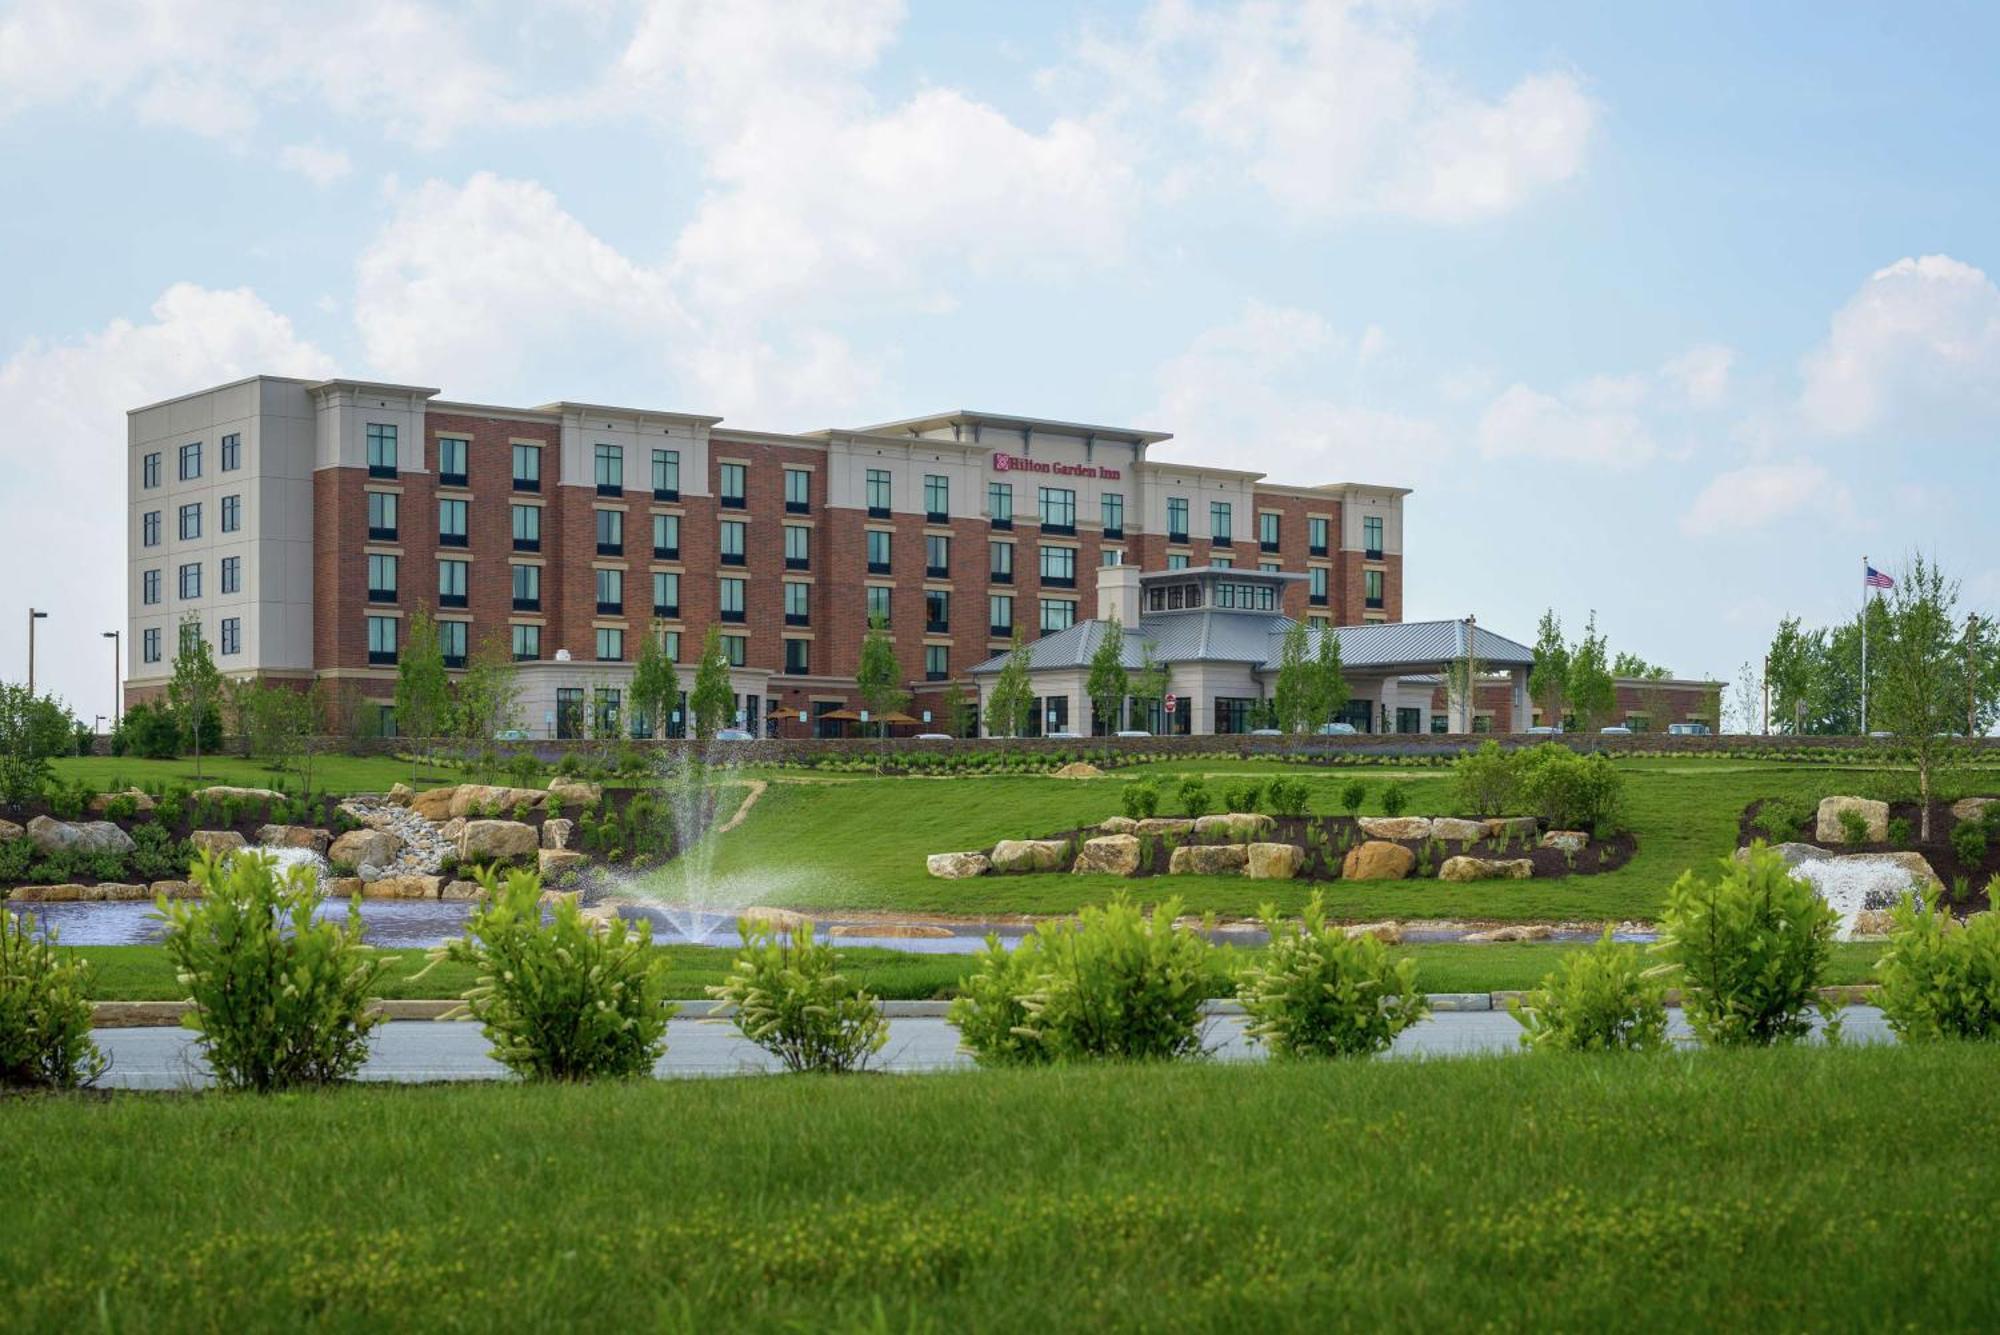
[{"x1": 1865, "y1": 566, "x2": 1895, "y2": 589}]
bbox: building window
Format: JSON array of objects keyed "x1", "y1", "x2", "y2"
[
  {"x1": 218, "y1": 494, "x2": 240, "y2": 533},
  {"x1": 512, "y1": 562, "x2": 541, "y2": 612},
  {"x1": 784, "y1": 524, "x2": 809, "y2": 570},
  {"x1": 367, "y1": 553, "x2": 399, "y2": 603},
  {"x1": 1102, "y1": 548, "x2": 1124, "y2": 567},
  {"x1": 784, "y1": 580, "x2": 809, "y2": 625},
  {"x1": 653, "y1": 512, "x2": 680, "y2": 560},
  {"x1": 1166, "y1": 552, "x2": 1188, "y2": 571},
  {"x1": 596, "y1": 508, "x2": 624, "y2": 556},
  {"x1": 438, "y1": 498, "x2": 468, "y2": 547},
  {"x1": 220, "y1": 556, "x2": 240, "y2": 595},
  {"x1": 925, "y1": 644, "x2": 948, "y2": 681},
  {"x1": 653, "y1": 448, "x2": 680, "y2": 500},
  {"x1": 924, "y1": 474, "x2": 949, "y2": 522},
  {"x1": 989, "y1": 540, "x2": 1013, "y2": 583},
  {"x1": 1167, "y1": 497, "x2": 1188, "y2": 543},
  {"x1": 664, "y1": 630, "x2": 681, "y2": 661},
  {"x1": 512, "y1": 443, "x2": 541, "y2": 492},
  {"x1": 512, "y1": 623, "x2": 540, "y2": 661},
  {"x1": 866, "y1": 468, "x2": 892, "y2": 517},
  {"x1": 435, "y1": 437, "x2": 467, "y2": 487},
  {"x1": 1212, "y1": 554, "x2": 1233, "y2": 569},
  {"x1": 1309, "y1": 516, "x2": 1329, "y2": 556},
  {"x1": 179, "y1": 441, "x2": 202, "y2": 481},
  {"x1": 178, "y1": 503, "x2": 201, "y2": 540},
  {"x1": 989, "y1": 593, "x2": 1013, "y2": 636},
  {"x1": 926, "y1": 534, "x2": 950, "y2": 578},
  {"x1": 988, "y1": 481, "x2": 1012, "y2": 528},
  {"x1": 438, "y1": 558, "x2": 468, "y2": 609},
  {"x1": 653, "y1": 570, "x2": 679, "y2": 617},
  {"x1": 1039, "y1": 598, "x2": 1075, "y2": 633},
  {"x1": 785, "y1": 467, "x2": 810, "y2": 513},
  {"x1": 596, "y1": 627, "x2": 625, "y2": 661},
  {"x1": 1309, "y1": 566, "x2": 1329, "y2": 605},
  {"x1": 1101, "y1": 492, "x2": 1124, "y2": 537},
  {"x1": 1214, "y1": 697, "x2": 1256, "y2": 735},
  {"x1": 367, "y1": 615, "x2": 397, "y2": 665},
  {"x1": 866, "y1": 529, "x2": 892, "y2": 574},
  {"x1": 594, "y1": 443, "x2": 624, "y2": 495},
  {"x1": 178, "y1": 563, "x2": 201, "y2": 600},
  {"x1": 142, "y1": 511, "x2": 160, "y2": 547},
  {"x1": 722, "y1": 634, "x2": 747, "y2": 667},
  {"x1": 866, "y1": 585, "x2": 891, "y2": 625},
  {"x1": 369, "y1": 492, "x2": 398, "y2": 542},
  {"x1": 719, "y1": 519, "x2": 746, "y2": 565},
  {"x1": 1365, "y1": 568, "x2": 1385, "y2": 609},
  {"x1": 556, "y1": 687, "x2": 584, "y2": 739},
  {"x1": 1259, "y1": 561, "x2": 1280, "y2": 574},
  {"x1": 1210, "y1": 501, "x2": 1232, "y2": 545},
  {"x1": 1038, "y1": 544, "x2": 1076, "y2": 588},
  {"x1": 221, "y1": 433, "x2": 241, "y2": 472},
  {"x1": 142, "y1": 569, "x2": 160, "y2": 605},
  {"x1": 719, "y1": 462, "x2": 747, "y2": 508},
  {"x1": 720, "y1": 576, "x2": 747, "y2": 623},
  {"x1": 365, "y1": 424, "x2": 396, "y2": 478},
  {"x1": 596, "y1": 568, "x2": 623, "y2": 615},
  {"x1": 1364, "y1": 515, "x2": 1384, "y2": 559},
  {"x1": 142, "y1": 627, "x2": 160, "y2": 663},
  {"x1": 438, "y1": 619, "x2": 468, "y2": 669},
  {"x1": 925, "y1": 588, "x2": 950, "y2": 633},
  {"x1": 142, "y1": 453, "x2": 160, "y2": 488},
  {"x1": 1259, "y1": 512, "x2": 1279, "y2": 551},
  {"x1": 1038, "y1": 486, "x2": 1076, "y2": 533},
  {"x1": 784, "y1": 638, "x2": 810, "y2": 674},
  {"x1": 511, "y1": 503, "x2": 539, "y2": 551}
]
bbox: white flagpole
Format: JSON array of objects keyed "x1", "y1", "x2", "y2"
[{"x1": 1860, "y1": 555, "x2": 1868, "y2": 735}]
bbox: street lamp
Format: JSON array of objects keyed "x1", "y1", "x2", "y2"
[
  {"x1": 27, "y1": 608, "x2": 47, "y2": 696},
  {"x1": 102, "y1": 630, "x2": 121, "y2": 727}
]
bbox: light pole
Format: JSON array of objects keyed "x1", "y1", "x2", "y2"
[
  {"x1": 27, "y1": 607, "x2": 47, "y2": 696},
  {"x1": 102, "y1": 630, "x2": 121, "y2": 727}
]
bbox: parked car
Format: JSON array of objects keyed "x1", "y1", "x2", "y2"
[
  {"x1": 1045, "y1": 731, "x2": 1083, "y2": 740},
  {"x1": 1248, "y1": 728, "x2": 1285, "y2": 737},
  {"x1": 1600, "y1": 726, "x2": 1633, "y2": 736},
  {"x1": 915, "y1": 732, "x2": 953, "y2": 740},
  {"x1": 1524, "y1": 725, "x2": 1564, "y2": 735},
  {"x1": 1113, "y1": 729, "x2": 1152, "y2": 738},
  {"x1": 1666, "y1": 722, "x2": 1711, "y2": 736},
  {"x1": 713, "y1": 728, "x2": 756, "y2": 742},
  {"x1": 1317, "y1": 722, "x2": 1358, "y2": 735},
  {"x1": 493, "y1": 728, "x2": 530, "y2": 742}
]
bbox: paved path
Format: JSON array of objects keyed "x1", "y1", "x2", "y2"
[{"x1": 90, "y1": 1007, "x2": 1894, "y2": 1090}]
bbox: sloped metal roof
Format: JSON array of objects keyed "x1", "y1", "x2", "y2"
[{"x1": 971, "y1": 615, "x2": 1535, "y2": 674}]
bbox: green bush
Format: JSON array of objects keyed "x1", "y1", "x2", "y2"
[
  {"x1": 1014, "y1": 894, "x2": 1212, "y2": 1062},
  {"x1": 1237, "y1": 893, "x2": 1427, "y2": 1058},
  {"x1": 1263, "y1": 777, "x2": 1311, "y2": 818},
  {"x1": 1510, "y1": 928, "x2": 1670, "y2": 1053},
  {"x1": 1753, "y1": 796, "x2": 1812, "y2": 843},
  {"x1": 710, "y1": 919, "x2": 886, "y2": 1073},
  {"x1": 948, "y1": 934, "x2": 1053, "y2": 1067},
  {"x1": 1517, "y1": 745, "x2": 1625, "y2": 834},
  {"x1": 1449, "y1": 740, "x2": 1521, "y2": 818},
  {"x1": 113, "y1": 699, "x2": 182, "y2": 760},
  {"x1": 1378, "y1": 784, "x2": 1408, "y2": 818},
  {"x1": 429, "y1": 868, "x2": 676, "y2": 1080},
  {"x1": 1874, "y1": 897, "x2": 2000, "y2": 1042},
  {"x1": 1177, "y1": 777, "x2": 1213, "y2": 819},
  {"x1": 1837, "y1": 807, "x2": 1870, "y2": 847},
  {"x1": 1339, "y1": 779, "x2": 1367, "y2": 816},
  {"x1": 1221, "y1": 781, "x2": 1264, "y2": 814},
  {"x1": 1887, "y1": 816, "x2": 1913, "y2": 847},
  {"x1": 1121, "y1": 780, "x2": 1160, "y2": 820},
  {"x1": 0, "y1": 910, "x2": 106, "y2": 1090},
  {"x1": 1654, "y1": 841, "x2": 1842, "y2": 1047},
  {"x1": 158, "y1": 852, "x2": 390, "y2": 1090},
  {"x1": 1949, "y1": 819, "x2": 1987, "y2": 868}
]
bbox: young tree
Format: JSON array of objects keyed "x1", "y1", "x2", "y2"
[
  {"x1": 1130, "y1": 642, "x2": 1170, "y2": 734},
  {"x1": 1443, "y1": 619, "x2": 1483, "y2": 732},
  {"x1": 1566, "y1": 612, "x2": 1617, "y2": 732},
  {"x1": 948, "y1": 688, "x2": 981, "y2": 739},
  {"x1": 219, "y1": 675, "x2": 255, "y2": 758},
  {"x1": 167, "y1": 613, "x2": 223, "y2": 779},
  {"x1": 1527, "y1": 609, "x2": 1569, "y2": 728},
  {"x1": 1872, "y1": 556, "x2": 1965, "y2": 839},
  {"x1": 985, "y1": 630, "x2": 1034, "y2": 739},
  {"x1": 1610, "y1": 651, "x2": 1669, "y2": 680},
  {"x1": 630, "y1": 622, "x2": 681, "y2": 740},
  {"x1": 855, "y1": 613, "x2": 909, "y2": 738},
  {"x1": 1305, "y1": 623, "x2": 1349, "y2": 733},
  {"x1": 1085, "y1": 616, "x2": 1130, "y2": 734},
  {"x1": 452, "y1": 632, "x2": 522, "y2": 746},
  {"x1": 394, "y1": 609, "x2": 449, "y2": 781},
  {"x1": 1268, "y1": 620, "x2": 1310, "y2": 733},
  {"x1": 0, "y1": 683, "x2": 73, "y2": 807},
  {"x1": 295, "y1": 681, "x2": 333, "y2": 797},
  {"x1": 1726, "y1": 661, "x2": 1761, "y2": 735},
  {"x1": 244, "y1": 684, "x2": 305, "y2": 774},
  {"x1": 689, "y1": 626, "x2": 735, "y2": 740}
]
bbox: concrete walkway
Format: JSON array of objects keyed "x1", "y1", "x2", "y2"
[{"x1": 88, "y1": 1007, "x2": 1894, "y2": 1090}]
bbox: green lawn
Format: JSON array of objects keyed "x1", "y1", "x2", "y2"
[
  {"x1": 49, "y1": 752, "x2": 465, "y2": 795},
  {"x1": 5, "y1": 1045, "x2": 1997, "y2": 1330}
]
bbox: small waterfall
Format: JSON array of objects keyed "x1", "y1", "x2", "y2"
[{"x1": 246, "y1": 844, "x2": 334, "y2": 892}]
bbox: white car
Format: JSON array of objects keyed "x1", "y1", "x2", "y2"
[
  {"x1": 1248, "y1": 728, "x2": 1284, "y2": 737},
  {"x1": 915, "y1": 732, "x2": 953, "y2": 740},
  {"x1": 1044, "y1": 731, "x2": 1083, "y2": 740},
  {"x1": 1525, "y1": 725, "x2": 1564, "y2": 735},
  {"x1": 1600, "y1": 726, "x2": 1633, "y2": 736},
  {"x1": 1317, "y1": 722, "x2": 1358, "y2": 736},
  {"x1": 713, "y1": 728, "x2": 756, "y2": 742},
  {"x1": 1666, "y1": 722, "x2": 1711, "y2": 736},
  {"x1": 1113, "y1": 729, "x2": 1152, "y2": 738}
]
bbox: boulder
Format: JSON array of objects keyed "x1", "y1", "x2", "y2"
[
  {"x1": 1837, "y1": 850, "x2": 1941, "y2": 891},
  {"x1": 335, "y1": 799, "x2": 394, "y2": 830},
  {"x1": 990, "y1": 839, "x2": 1071, "y2": 873},
  {"x1": 829, "y1": 923, "x2": 955, "y2": 939},
  {"x1": 1481, "y1": 817, "x2": 1539, "y2": 840},
  {"x1": 1733, "y1": 841, "x2": 1834, "y2": 868},
  {"x1": 388, "y1": 782, "x2": 415, "y2": 804},
  {"x1": 1438, "y1": 856, "x2": 1535, "y2": 883},
  {"x1": 1134, "y1": 818, "x2": 1195, "y2": 837},
  {"x1": 1245, "y1": 842, "x2": 1304, "y2": 880},
  {"x1": 457, "y1": 819, "x2": 540, "y2": 863},
  {"x1": 546, "y1": 779, "x2": 602, "y2": 808},
  {"x1": 1168, "y1": 843, "x2": 1248, "y2": 875},
  {"x1": 0, "y1": 818, "x2": 22, "y2": 842},
  {"x1": 1430, "y1": 817, "x2": 1487, "y2": 843},
  {"x1": 87, "y1": 788, "x2": 155, "y2": 815},
  {"x1": 10, "y1": 883, "x2": 89, "y2": 902},
  {"x1": 440, "y1": 879, "x2": 486, "y2": 901},
  {"x1": 737, "y1": 906, "x2": 811, "y2": 932},
  {"x1": 255, "y1": 824, "x2": 332, "y2": 854},
  {"x1": 1540, "y1": 830, "x2": 1588, "y2": 854},
  {"x1": 86, "y1": 883, "x2": 150, "y2": 901},
  {"x1": 1358, "y1": 816, "x2": 1433, "y2": 841},
  {"x1": 541, "y1": 818, "x2": 575, "y2": 850},
  {"x1": 1098, "y1": 816, "x2": 1139, "y2": 834},
  {"x1": 449, "y1": 785, "x2": 549, "y2": 819},
  {"x1": 538, "y1": 848, "x2": 588, "y2": 880},
  {"x1": 1072, "y1": 835, "x2": 1142, "y2": 877},
  {"x1": 1343, "y1": 921, "x2": 1403, "y2": 943},
  {"x1": 438, "y1": 817, "x2": 466, "y2": 845},
  {"x1": 407, "y1": 786, "x2": 459, "y2": 822},
  {"x1": 27, "y1": 816, "x2": 136, "y2": 857},
  {"x1": 1463, "y1": 924, "x2": 1554, "y2": 943},
  {"x1": 1816, "y1": 796, "x2": 1889, "y2": 844},
  {"x1": 1950, "y1": 797, "x2": 1998, "y2": 823},
  {"x1": 926, "y1": 851, "x2": 992, "y2": 879},
  {"x1": 1194, "y1": 812, "x2": 1275, "y2": 842},
  {"x1": 326, "y1": 877, "x2": 364, "y2": 899},
  {"x1": 187, "y1": 829, "x2": 246, "y2": 858},
  {"x1": 192, "y1": 785, "x2": 283, "y2": 803},
  {"x1": 329, "y1": 828, "x2": 404, "y2": 870},
  {"x1": 1341, "y1": 840, "x2": 1416, "y2": 881},
  {"x1": 364, "y1": 875, "x2": 440, "y2": 900},
  {"x1": 150, "y1": 880, "x2": 198, "y2": 900},
  {"x1": 1850, "y1": 908, "x2": 1896, "y2": 937}
]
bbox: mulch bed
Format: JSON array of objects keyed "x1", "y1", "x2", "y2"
[{"x1": 1740, "y1": 797, "x2": 1997, "y2": 914}]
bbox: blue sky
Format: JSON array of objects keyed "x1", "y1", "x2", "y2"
[{"x1": 2, "y1": 0, "x2": 1995, "y2": 721}]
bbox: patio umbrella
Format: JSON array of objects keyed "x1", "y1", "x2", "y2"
[
  {"x1": 819, "y1": 709, "x2": 862, "y2": 721},
  {"x1": 876, "y1": 711, "x2": 921, "y2": 725}
]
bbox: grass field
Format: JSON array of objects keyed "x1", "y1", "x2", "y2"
[
  {"x1": 49, "y1": 752, "x2": 464, "y2": 795},
  {"x1": 4, "y1": 1044, "x2": 1996, "y2": 1330}
]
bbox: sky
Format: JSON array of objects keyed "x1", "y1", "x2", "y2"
[{"x1": 1, "y1": 0, "x2": 1996, "y2": 723}]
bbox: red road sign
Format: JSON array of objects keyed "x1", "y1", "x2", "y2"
[{"x1": 1165, "y1": 694, "x2": 1178, "y2": 714}]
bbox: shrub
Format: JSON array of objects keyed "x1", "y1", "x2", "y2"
[
  {"x1": 1873, "y1": 897, "x2": 2000, "y2": 1042},
  {"x1": 1837, "y1": 807, "x2": 1870, "y2": 847},
  {"x1": 1449, "y1": 741, "x2": 1521, "y2": 818},
  {"x1": 158, "y1": 852, "x2": 389, "y2": 1090},
  {"x1": 1222, "y1": 781, "x2": 1264, "y2": 814},
  {"x1": 1177, "y1": 777, "x2": 1213, "y2": 819},
  {"x1": 114, "y1": 699, "x2": 182, "y2": 760},
  {"x1": 1263, "y1": 777, "x2": 1310, "y2": 818},
  {"x1": 1339, "y1": 780, "x2": 1367, "y2": 816},
  {"x1": 1753, "y1": 796, "x2": 1812, "y2": 842},
  {"x1": 0, "y1": 910, "x2": 106, "y2": 1090},
  {"x1": 1237, "y1": 893, "x2": 1427, "y2": 1058},
  {"x1": 1509, "y1": 928, "x2": 1669, "y2": 1052},
  {"x1": 1014, "y1": 894, "x2": 1212, "y2": 1062},
  {"x1": 1949, "y1": 819, "x2": 1987, "y2": 869},
  {"x1": 1887, "y1": 815, "x2": 1913, "y2": 847},
  {"x1": 1378, "y1": 784, "x2": 1408, "y2": 818},
  {"x1": 1518, "y1": 744, "x2": 1625, "y2": 834},
  {"x1": 506, "y1": 751, "x2": 541, "y2": 789},
  {"x1": 1654, "y1": 841, "x2": 1842, "y2": 1047},
  {"x1": 948, "y1": 934, "x2": 1053, "y2": 1067},
  {"x1": 430, "y1": 868, "x2": 676, "y2": 1080},
  {"x1": 1121, "y1": 780, "x2": 1160, "y2": 820},
  {"x1": 710, "y1": 919, "x2": 886, "y2": 1073}
]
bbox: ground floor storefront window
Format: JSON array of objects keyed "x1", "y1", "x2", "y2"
[{"x1": 1214, "y1": 697, "x2": 1256, "y2": 734}]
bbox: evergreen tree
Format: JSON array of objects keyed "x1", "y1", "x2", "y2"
[
  {"x1": 1566, "y1": 612, "x2": 1617, "y2": 732},
  {"x1": 855, "y1": 613, "x2": 909, "y2": 738},
  {"x1": 1271, "y1": 620, "x2": 1312, "y2": 733},
  {"x1": 630, "y1": 622, "x2": 681, "y2": 739},
  {"x1": 1085, "y1": 616, "x2": 1129, "y2": 734},
  {"x1": 690, "y1": 626, "x2": 735, "y2": 740},
  {"x1": 167, "y1": 612, "x2": 224, "y2": 779},
  {"x1": 1527, "y1": 609, "x2": 1569, "y2": 728},
  {"x1": 985, "y1": 630, "x2": 1034, "y2": 739},
  {"x1": 393, "y1": 609, "x2": 448, "y2": 780}
]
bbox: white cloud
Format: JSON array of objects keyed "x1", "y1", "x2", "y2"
[
  {"x1": 1678, "y1": 460, "x2": 1853, "y2": 538},
  {"x1": 1476, "y1": 382, "x2": 1654, "y2": 468},
  {"x1": 0, "y1": 285, "x2": 332, "y2": 712},
  {"x1": 1798, "y1": 254, "x2": 2000, "y2": 437},
  {"x1": 278, "y1": 143, "x2": 353, "y2": 187},
  {"x1": 1662, "y1": 343, "x2": 1734, "y2": 408}
]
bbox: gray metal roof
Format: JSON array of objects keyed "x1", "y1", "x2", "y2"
[{"x1": 971, "y1": 616, "x2": 1536, "y2": 675}]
